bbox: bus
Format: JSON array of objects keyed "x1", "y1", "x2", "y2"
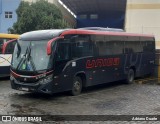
[
  {"x1": 0, "y1": 34, "x2": 19, "y2": 77},
  {"x1": 10, "y1": 28, "x2": 155, "y2": 95}
]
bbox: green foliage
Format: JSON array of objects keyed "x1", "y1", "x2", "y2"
[{"x1": 9, "y1": 0, "x2": 69, "y2": 34}]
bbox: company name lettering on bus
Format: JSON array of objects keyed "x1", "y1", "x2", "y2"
[{"x1": 86, "y1": 58, "x2": 120, "y2": 69}]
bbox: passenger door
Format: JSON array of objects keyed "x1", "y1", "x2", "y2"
[
  {"x1": 55, "y1": 40, "x2": 71, "y2": 74},
  {"x1": 54, "y1": 40, "x2": 72, "y2": 89}
]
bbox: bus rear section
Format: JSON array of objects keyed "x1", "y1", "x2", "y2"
[
  {"x1": 122, "y1": 36, "x2": 155, "y2": 83},
  {"x1": 10, "y1": 29, "x2": 155, "y2": 95},
  {"x1": 0, "y1": 34, "x2": 19, "y2": 77}
]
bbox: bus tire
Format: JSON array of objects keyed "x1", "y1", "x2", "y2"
[
  {"x1": 70, "y1": 76, "x2": 82, "y2": 96},
  {"x1": 126, "y1": 69, "x2": 135, "y2": 84}
]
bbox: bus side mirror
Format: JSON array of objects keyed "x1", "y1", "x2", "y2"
[{"x1": 47, "y1": 36, "x2": 64, "y2": 55}]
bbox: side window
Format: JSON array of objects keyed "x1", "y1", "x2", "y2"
[
  {"x1": 95, "y1": 35, "x2": 106, "y2": 56},
  {"x1": 0, "y1": 42, "x2": 3, "y2": 54},
  {"x1": 96, "y1": 41, "x2": 106, "y2": 56},
  {"x1": 5, "y1": 40, "x2": 17, "y2": 54},
  {"x1": 125, "y1": 41, "x2": 142, "y2": 53},
  {"x1": 142, "y1": 41, "x2": 155, "y2": 52},
  {"x1": 105, "y1": 41, "x2": 112, "y2": 55},
  {"x1": 71, "y1": 35, "x2": 94, "y2": 58},
  {"x1": 0, "y1": 38, "x2": 15, "y2": 54},
  {"x1": 0, "y1": 39, "x2": 5, "y2": 54},
  {"x1": 147, "y1": 41, "x2": 155, "y2": 52},
  {"x1": 133, "y1": 41, "x2": 142, "y2": 52},
  {"x1": 112, "y1": 41, "x2": 124, "y2": 55},
  {"x1": 95, "y1": 35, "x2": 124, "y2": 56},
  {"x1": 125, "y1": 37, "x2": 142, "y2": 53},
  {"x1": 124, "y1": 42, "x2": 133, "y2": 53},
  {"x1": 56, "y1": 41, "x2": 70, "y2": 61},
  {"x1": 109, "y1": 36, "x2": 124, "y2": 55}
]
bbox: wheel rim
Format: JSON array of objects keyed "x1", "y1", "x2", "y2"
[{"x1": 73, "y1": 81, "x2": 81, "y2": 92}]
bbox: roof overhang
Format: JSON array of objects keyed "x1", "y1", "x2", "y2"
[{"x1": 60, "y1": 0, "x2": 126, "y2": 16}]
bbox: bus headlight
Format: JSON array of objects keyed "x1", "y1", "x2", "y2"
[{"x1": 39, "y1": 74, "x2": 53, "y2": 85}]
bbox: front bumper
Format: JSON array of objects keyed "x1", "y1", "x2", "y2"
[{"x1": 10, "y1": 77, "x2": 55, "y2": 94}]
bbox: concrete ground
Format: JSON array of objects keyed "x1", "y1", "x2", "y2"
[{"x1": 0, "y1": 77, "x2": 160, "y2": 124}]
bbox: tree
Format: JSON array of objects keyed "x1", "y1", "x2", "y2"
[{"x1": 9, "y1": 0, "x2": 69, "y2": 34}]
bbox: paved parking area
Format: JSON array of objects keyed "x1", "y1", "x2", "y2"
[{"x1": 0, "y1": 78, "x2": 160, "y2": 123}]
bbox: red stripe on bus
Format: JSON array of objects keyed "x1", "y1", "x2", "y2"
[
  {"x1": 11, "y1": 70, "x2": 54, "y2": 78},
  {"x1": 60, "y1": 29, "x2": 154, "y2": 38}
]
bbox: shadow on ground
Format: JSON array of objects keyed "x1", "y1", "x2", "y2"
[{"x1": 15, "y1": 80, "x2": 126, "y2": 100}]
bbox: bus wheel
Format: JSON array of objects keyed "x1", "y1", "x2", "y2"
[
  {"x1": 126, "y1": 69, "x2": 135, "y2": 84},
  {"x1": 70, "y1": 76, "x2": 82, "y2": 96}
]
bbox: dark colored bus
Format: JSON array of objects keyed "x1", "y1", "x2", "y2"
[{"x1": 10, "y1": 29, "x2": 155, "y2": 95}]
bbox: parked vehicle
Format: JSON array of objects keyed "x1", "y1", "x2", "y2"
[
  {"x1": 0, "y1": 34, "x2": 19, "y2": 77},
  {"x1": 10, "y1": 29, "x2": 155, "y2": 95}
]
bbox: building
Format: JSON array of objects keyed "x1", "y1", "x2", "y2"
[
  {"x1": 0, "y1": 0, "x2": 128, "y2": 34},
  {"x1": 60, "y1": 0, "x2": 126, "y2": 29},
  {"x1": 0, "y1": 0, "x2": 20, "y2": 33},
  {"x1": 125, "y1": 0, "x2": 160, "y2": 49},
  {"x1": 0, "y1": 0, "x2": 160, "y2": 49},
  {"x1": 61, "y1": 0, "x2": 160, "y2": 49},
  {"x1": 50, "y1": 0, "x2": 76, "y2": 28}
]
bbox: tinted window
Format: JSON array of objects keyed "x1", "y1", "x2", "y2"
[
  {"x1": 79, "y1": 14, "x2": 87, "y2": 19},
  {"x1": 112, "y1": 41, "x2": 124, "y2": 55},
  {"x1": 0, "y1": 38, "x2": 13, "y2": 54},
  {"x1": 125, "y1": 36, "x2": 142, "y2": 53},
  {"x1": 95, "y1": 35, "x2": 124, "y2": 56},
  {"x1": 96, "y1": 41, "x2": 106, "y2": 56},
  {"x1": 5, "y1": 40, "x2": 17, "y2": 54},
  {"x1": 147, "y1": 41, "x2": 155, "y2": 52},
  {"x1": 142, "y1": 41, "x2": 155, "y2": 52},
  {"x1": 0, "y1": 42, "x2": 3, "y2": 54},
  {"x1": 95, "y1": 35, "x2": 106, "y2": 56},
  {"x1": 110, "y1": 36, "x2": 124, "y2": 55},
  {"x1": 71, "y1": 35, "x2": 94, "y2": 58},
  {"x1": 0, "y1": 39, "x2": 5, "y2": 54},
  {"x1": 125, "y1": 41, "x2": 142, "y2": 53},
  {"x1": 56, "y1": 41, "x2": 70, "y2": 61},
  {"x1": 90, "y1": 14, "x2": 98, "y2": 19}
]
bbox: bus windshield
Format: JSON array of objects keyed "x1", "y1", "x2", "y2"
[{"x1": 12, "y1": 39, "x2": 53, "y2": 71}]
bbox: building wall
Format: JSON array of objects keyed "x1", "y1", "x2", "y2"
[
  {"x1": 0, "y1": 0, "x2": 20, "y2": 33},
  {"x1": 125, "y1": 0, "x2": 160, "y2": 49},
  {"x1": 77, "y1": 12, "x2": 125, "y2": 29}
]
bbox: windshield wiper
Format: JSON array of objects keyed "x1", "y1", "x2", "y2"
[
  {"x1": 27, "y1": 43, "x2": 36, "y2": 71},
  {"x1": 16, "y1": 42, "x2": 21, "y2": 58},
  {"x1": 16, "y1": 46, "x2": 29, "y2": 70}
]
